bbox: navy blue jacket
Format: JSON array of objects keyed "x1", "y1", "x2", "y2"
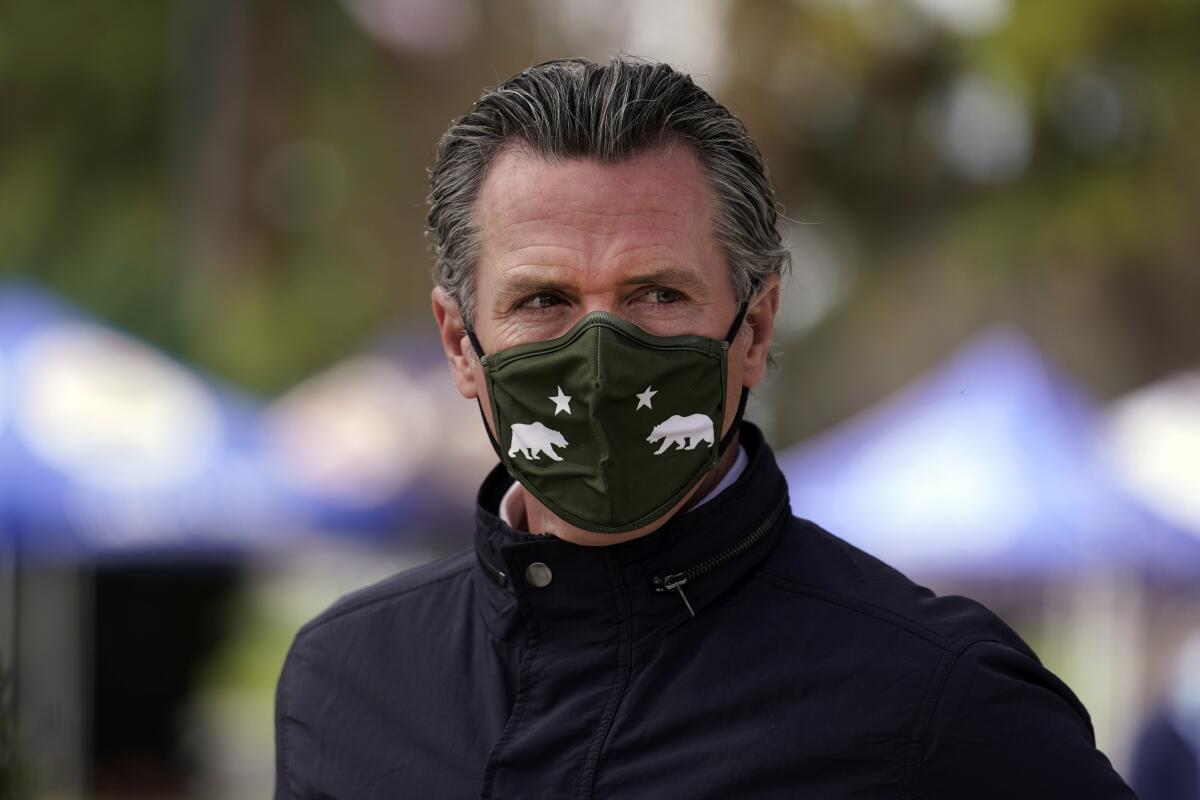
[{"x1": 274, "y1": 423, "x2": 1135, "y2": 798}]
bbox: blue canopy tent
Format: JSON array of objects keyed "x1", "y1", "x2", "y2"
[
  {"x1": 0, "y1": 284, "x2": 453, "y2": 794},
  {"x1": 0, "y1": 281, "x2": 307, "y2": 562},
  {"x1": 778, "y1": 327, "x2": 1200, "y2": 580}
]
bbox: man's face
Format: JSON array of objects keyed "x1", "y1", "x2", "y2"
[
  {"x1": 473, "y1": 142, "x2": 738, "y2": 350},
  {"x1": 433, "y1": 141, "x2": 779, "y2": 542}
]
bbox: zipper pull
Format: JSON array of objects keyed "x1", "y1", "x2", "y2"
[{"x1": 665, "y1": 577, "x2": 696, "y2": 618}]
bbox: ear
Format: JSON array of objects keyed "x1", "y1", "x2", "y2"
[
  {"x1": 431, "y1": 287, "x2": 480, "y2": 400},
  {"x1": 739, "y1": 272, "x2": 781, "y2": 389}
]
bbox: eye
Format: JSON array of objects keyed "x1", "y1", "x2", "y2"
[
  {"x1": 517, "y1": 292, "x2": 566, "y2": 312},
  {"x1": 639, "y1": 287, "x2": 684, "y2": 304}
]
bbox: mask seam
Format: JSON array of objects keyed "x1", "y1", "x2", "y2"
[{"x1": 591, "y1": 324, "x2": 614, "y2": 528}]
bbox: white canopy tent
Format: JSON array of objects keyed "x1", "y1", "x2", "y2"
[{"x1": 1104, "y1": 370, "x2": 1200, "y2": 538}]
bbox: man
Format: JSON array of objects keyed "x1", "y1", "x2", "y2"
[{"x1": 274, "y1": 57, "x2": 1135, "y2": 798}]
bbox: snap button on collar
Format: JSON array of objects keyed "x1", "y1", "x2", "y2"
[{"x1": 525, "y1": 561, "x2": 553, "y2": 588}]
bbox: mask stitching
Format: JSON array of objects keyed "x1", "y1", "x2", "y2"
[{"x1": 590, "y1": 324, "x2": 614, "y2": 527}]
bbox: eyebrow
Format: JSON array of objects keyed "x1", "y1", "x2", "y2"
[
  {"x1": 494, "y1": 276, "x2": 576, "y2": 305},
  {"x1": 619, "y1": 268, "x2": 708, "y2": 295}
]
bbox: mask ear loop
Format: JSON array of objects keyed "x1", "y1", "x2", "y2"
[
  {"x1": 718, "y1": 295, "x2": 753, "y2": 456},
  {"x1": 723, "y1": 299, "x2": 751, "y2": 344},
  {"x1": 463, "y1": 326, "x2": 507, "y2": 464},
  {"x1": 465, "y1": 327, "x2": 487, "y2": 360}
]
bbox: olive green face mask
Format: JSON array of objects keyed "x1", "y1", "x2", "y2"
[{"x1": 467, "y1": 306, "x2": 749, "y2": 533}]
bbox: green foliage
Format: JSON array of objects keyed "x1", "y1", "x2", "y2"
[
  {"x1": 1, "y1": 0, "x2": 1196, "y2": 429},
  {"x1": 724, "y1": 0, "x2": 1200, "y2": 439}
]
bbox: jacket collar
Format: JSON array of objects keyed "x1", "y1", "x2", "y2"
[{"x1": 471, "y1": 421, "x2": 792, "y2": 642}]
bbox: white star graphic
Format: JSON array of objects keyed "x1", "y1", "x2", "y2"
[
  {"x1": 635, "y1": 385, "x2": 657, "y2": 410},
  {"x1": 549, "y1": 385, "x2": 572, "y2": 415}
]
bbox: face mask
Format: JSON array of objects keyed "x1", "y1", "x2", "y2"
[{"x1": 467, "y1": 305, "x2": 749, "y2": 533}]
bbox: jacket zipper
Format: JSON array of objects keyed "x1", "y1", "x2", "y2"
[
  {"x1": 477, "y1": 549, "x2": 509, "y2": 587},
  {"x1": 650, "y1": 495, "x2": 788, "y2": 618}
]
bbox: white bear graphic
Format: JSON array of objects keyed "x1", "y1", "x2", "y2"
[
  {"x1": 509, "y1": 421, "x2": 568, "y2": 461},
  {"x1": 646, "y1": 414, "x2": 715, "y2": 455}
]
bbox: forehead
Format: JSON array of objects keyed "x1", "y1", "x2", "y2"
[{"x1": 472, "y1": 142, "x2": 722, "y2": 286}]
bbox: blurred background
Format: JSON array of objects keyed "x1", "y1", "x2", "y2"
[{"x1": 2, "y1": 0, "x2": 1199, "y2": 797}]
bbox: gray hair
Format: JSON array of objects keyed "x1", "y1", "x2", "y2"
[{"x1": 426, "y1": 56, "x2": 789, "y2": 328}]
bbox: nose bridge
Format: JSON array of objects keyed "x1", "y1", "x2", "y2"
[
  {"x1": 589, "y1": 314, "x2": 607, "y2": 390},
  {"x1": 551, "y1": 294, "x2": 626, "y2": 354},
  {"x1": 578, "y1": 292, "x2": 622, "y2": 320}
]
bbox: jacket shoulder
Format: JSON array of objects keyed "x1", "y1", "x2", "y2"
[
  {"x1": 916, "y1": 638, "x2": 1133, "y2": 797},
  {"x1": 294, "y1": 546, "x2": 475, "y2": 642},
  {"x1": 274, "y1": 548, "x2": 478, "y2": 799},
  {"x1": 759, "y1": 515, "x2": 1034, "y2": 658},
  {"x1": 755, "y1": 516, "x2": 1133, "y2": 796}
]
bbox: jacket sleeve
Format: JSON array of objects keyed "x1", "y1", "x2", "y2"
[
  {"x1": 274, "y1": 637, "x2": 307, "y2": 800},
  {"x1": 915, "y1": 639, "x2": 1137, "y2": 799}
]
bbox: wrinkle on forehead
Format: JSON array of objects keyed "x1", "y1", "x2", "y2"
[{"x1": 475, "y1": 143, "x2": 716, "y2": 246}]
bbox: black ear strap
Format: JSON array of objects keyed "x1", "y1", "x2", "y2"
[
  {"x1": 465, "y1": 327, "x2": 486, "y2": 360},
  {"x1": 455, "y1": 320, "x2": 500, "y2": 465},
  {"x1": 719, "y1": 386, "x2": 749, "y2": 457},
  {"x1": 463, "y1": 326, "x2": 505, "y2": 460},
  {"x1": 715, "y1": 294, "x2": 754, "y2": 454},
  {"x1": 476, "y1": 399, "x2": 504, "y2": 463},
  {"x1": 724, "y1": 300, "x2": 750, "y2": 344}
]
